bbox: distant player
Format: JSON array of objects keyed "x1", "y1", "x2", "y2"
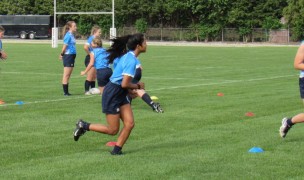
[
  {"x1": 83, "y1": 25, "x2": 101, "y2": 95},
  {"x1": 59, "y1": 21, "x2": 77, "y2": 96},
  {"x1": 81, "y1": 36, "x2": 112, "y2": 94},
  {"x1": 0, "y1": 26, "x2": 7, "y2": 104},
  {"x1": 74, "y1": 33, "x2": 146, "y2": 155},
  {"x1": 280, "y1": 40, "x2": 304, "y2": 138},
  {"x1": 0, "y1": 26, "x2": 8, "y2": 60}
]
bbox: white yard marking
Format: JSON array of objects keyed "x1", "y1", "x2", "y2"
[{"x1": 0, "y1": 74, "x2": 296, "y2": 107}]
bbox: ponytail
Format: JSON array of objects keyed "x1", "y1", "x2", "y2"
[
  {"x1": 62, "y1": 21, "x2": 75, "y2": 36},
  {"x1": 107, "y1": 35, "x2": 131, "y2": 64}
]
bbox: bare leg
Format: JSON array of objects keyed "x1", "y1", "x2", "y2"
[
  {"x1": 62, "y1": 67, "x2": 73, "y2": 84},
  {"x1": 115, "y1": 104, "x2": 135, "y2": 147},
  {"x1": 291, "y1": 113, "x2": 304, "y2": 124},
  {"x1": 87, "y1": 67, "x2": 96, "y2": 81},
  {"x1": 89, "y1": 114, "x2": 120, "y2": 135}
]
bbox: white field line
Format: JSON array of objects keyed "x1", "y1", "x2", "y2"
[
  {"x1": 1, "y1": 72, "x2": 62, "y2": 76},
  {"x1": 0, "y1": 70, "x2": 224, "y2": 81},
  {"x1": 0, "y1": 96, "x2": 95, "y2": 107},
  {"x1": 146, "y1": 74, "x2": 295, "y2": 91},
  {"x1": 0, "y1": 74, "x2": 295, "y2": 107}
]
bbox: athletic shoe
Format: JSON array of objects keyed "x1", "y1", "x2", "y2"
[
  {"x1": 110, "y1": 150, "x2": 123, "y2": 155},
  {"x1": 64, "y1": 93, "x2": 72, "y2": 96},
  {"x1": 279, "y1": 117, "x2": 291, "y2": 138},
  {"x1": 73, "y1": 119, "x2": 87, "y2": 141},
  {"x1": 152, "y1": 103, "x2": 164, "y2": 113},
  {"x1": 84, "y1": 91, "x2": 91, "y2": 95}
]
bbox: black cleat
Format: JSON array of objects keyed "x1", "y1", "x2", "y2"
[
  {"x1": 110, "y1": 150, "x2": 123, "y2": 155},
  {"x1": 152, "y1": 103, "x2": 164, "y2": 113},
  {"x1": 73, "y1": 119, "x2": 87, "y2": 141},
  {"x1": 279, "y1": 117, "x2": 291, "y2": 138}
]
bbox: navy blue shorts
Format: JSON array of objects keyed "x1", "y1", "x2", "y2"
[
  {"x1": 97, "y1": 68, "x2": 113, "y2": 87},
  {"x1": 84, "y1": 55, "x2": 90, "y2": 67},
  {"x1": 299, "y1": 78, "x2": 304, "y2": 99},
  {"x1": 102, "y1": 82, "x2": 129, "y2": 114},
  {"x1": 63, "y1": 54, "x2": 76, "y2": 67},
  {"x1": 132, "y1": 68, "x2": 142, "y2": 84}
]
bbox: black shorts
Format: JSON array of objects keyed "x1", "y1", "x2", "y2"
[
  {"x1": 299, "y1": 77, "x2": 304, "y2": 99},
  {"x1": 132, "y1": 68, "x2": 142, "y2": 84},
  {"x1": 84, "y1": 55, "x2": 90, "y2": 67},
  {"x1": 97, "y1": 68, "x2": 113, "y2": 87},
  {"x1": 63, "y1": 54, "x2": 76, "y2": 67},
  {"x1": 102, "y1": 82, "x2": 129, "y2": 114}
]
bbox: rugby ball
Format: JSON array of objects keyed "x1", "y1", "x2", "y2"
[{"x1": 89, "y1": 88, "x2": 101, "y2": 95}]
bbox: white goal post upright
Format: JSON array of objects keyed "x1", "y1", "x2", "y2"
[{"x1": 52, "y1": 0, "x2": 115, "y2": 48}]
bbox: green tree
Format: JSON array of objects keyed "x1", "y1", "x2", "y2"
[
  {"x1": 283, "y1": 0, "x2": 304, "y2": 41},
  {"x1": 135, "y1": 18, "x2": 148, "y2": 33},
  {"x1": 187, "y1": 0, "x2": 230, "y2": 42},
  {"x1": 262, "y1": 16, "x2": 282, "y2": 30},
  {"x1": 0, "y1": 0, "x2": 35, "y2": 14}
]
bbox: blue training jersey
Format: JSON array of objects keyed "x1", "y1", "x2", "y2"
[
  {"x1": 113, "y1": 55, "x2": 140, "y2": 70},
  {"x1": 0, "y1": 39, "x2": 2, "y2": 51},
  {"x1": 300, "y1": 41, "x2": 304, "y2": 78},
  {"x1": 136, "y1": 58, "x2": 141, "y2": 69},
  {"x1": 110, "y1": 51, "x2": 138, "y2": 85},
  {"x1": 92, "y1": 47, "x2": 110, "y2": 69},
  {"x1": 63, "y1": 32, "x2": 76, "y2": 54},
  {"x1": 113, "y1": 57, "x2": 121, "y2": 70},
  {"x1": 86, "y1": 35, "x2": 95, "y2": 52}
]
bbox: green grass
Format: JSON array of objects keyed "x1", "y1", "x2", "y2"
[{"x1": 1, "y1": 42, "x2": 304, "y2": 179}]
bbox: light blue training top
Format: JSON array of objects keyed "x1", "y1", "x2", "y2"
[
  {"x1": 113, "y1": 57, "x2": 121, "y2": 70},
  {"x1": 110, "y1": 51, "x2": 138, "y2": 85},
  {"x1": 112, "y1": 54, "x2": 141, "y2": 70},
  {"x1": 91, "y1": 47, "x2": 110, "y2": 69},
  {"x1": 86, "y1": 35, "x2": 94, "y2": 52},
  {"x1": 63, "y1": 32, "x2": 76, "y2": 54}
]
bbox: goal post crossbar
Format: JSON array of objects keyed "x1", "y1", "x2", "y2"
[
  {"x1": 52, "y1": 0, "x2": 115, "y2": 48},
  {"x1": 56, "y1": 12, "x2": 113, "y2": 15}
]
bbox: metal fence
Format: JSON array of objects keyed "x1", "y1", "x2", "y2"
[
  {"x1": 56, "y1": 26, "x2": 291, "y2": 44},
  {"x1": 117, "y1": 27, "x2": 291, "y2": 44}
]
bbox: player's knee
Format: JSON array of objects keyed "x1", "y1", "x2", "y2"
[
  {"x1": 108, "y1": 128, "x2": 119, "y2": 135},
  {"x1": 125, "y1": 121, "x2": 135, "y2": 130}
]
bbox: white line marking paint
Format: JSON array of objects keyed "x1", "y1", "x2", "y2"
[{"x1": 0, "y1": 74, "x2": 296, "y2": 107}]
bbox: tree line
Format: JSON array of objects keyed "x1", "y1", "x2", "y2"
[{"x1": 0, "y1": 0, "x2": 303, "y2": 41}]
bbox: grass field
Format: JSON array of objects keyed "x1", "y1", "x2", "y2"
[{"x1": 1, "y1": 42, "x2": 304, "y2": 179}]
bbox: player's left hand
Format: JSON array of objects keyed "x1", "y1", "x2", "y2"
[{"x1": 80, "y1": 71, "x2": 86, "y2": 76}]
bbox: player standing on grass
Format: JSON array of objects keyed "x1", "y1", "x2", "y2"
[
  {"x1": 0, "y1": 26, "x2": 7, "y2": 60},
  {"x1": 280, "y1": 40, "x2": 304, "y2": 138},
  {"x1": 83, "y1": 25, "x2": 101, "y2": 95},
  {"x1": 0, "y1": 26, "x2": 7, "y2": 105},
  {"x1": 73, "y1": 33, "x2": 146, "y2": 155},
  {"x1": 81, "y1": 36, "x2": 112, "y2": 94},
  {"x1": 59, "y1": 21, "x2": 77, "y2": 96}
]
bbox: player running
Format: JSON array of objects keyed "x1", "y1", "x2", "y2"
[{"x1": 74, "y1": 33, "x2": 146, "y2": 155}]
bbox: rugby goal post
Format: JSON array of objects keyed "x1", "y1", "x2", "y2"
[{"x1": 52, "y1": 0, "x2": 116, "y2": 48}]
